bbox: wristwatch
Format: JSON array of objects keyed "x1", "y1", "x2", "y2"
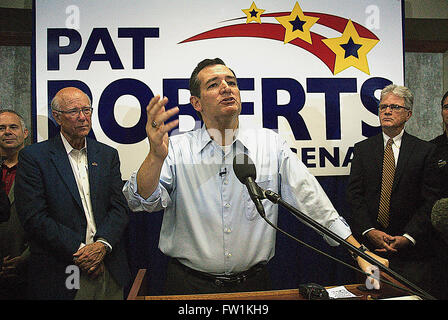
[{"x1": 350, "y1": 244, "x2": 368, "y2": 260}]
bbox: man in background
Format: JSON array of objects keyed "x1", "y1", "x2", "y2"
[
  {"x1": 346, "y1": 84, "x2": 440, "y2": 298},
  {"x1": 0, "y1": 109, "x2": 30, "y2": 299},
  {"x1": 15, "y1": 87, "x2": 130, "y2": 299},
  {"x1": 428, "y1": 90, "x2": 448, "y2": 299},
  {"x1": 430, "y1": 90, "x2": 448, "y2": 198}
]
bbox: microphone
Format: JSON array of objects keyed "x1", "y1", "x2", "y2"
[
  {"x1": 233, "y1": 154, "x2": 265, "y2": 217},
  {"x1": 431, "y1": 198, "x2": 448, "y2": 243},
  {"x1": 219, "y1": 167, "x2": 227, "y2": 176}
]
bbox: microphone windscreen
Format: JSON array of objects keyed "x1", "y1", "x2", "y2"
[
  {"x1": 431, "y1": 198, "x2": 448, "y2": 242},
  {"x1": 233, "y1": 153, "x2": 256, "y2": 184}
]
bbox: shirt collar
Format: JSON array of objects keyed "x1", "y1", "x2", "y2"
[
  {"x1": 60, "y1": 132, "x2": 87, "y2": 155},
  {"x1": 382, "y1": 129, "x2": 404, "y2": 148},
  {"x1": 196, "y1": 125, "x2": 256, "y2": 156},
  {"x1": 1, "y1": 162, "x2": 17, "y2": 170},
  {"x1": 198, "y1": 125, "x2": 213, "y2": 153}
]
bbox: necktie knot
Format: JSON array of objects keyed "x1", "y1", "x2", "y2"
[{"x1": 387, "y1": 138, "x2": 394, "y2": 148}]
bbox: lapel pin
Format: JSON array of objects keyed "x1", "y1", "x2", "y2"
[{"x1": 92, "y1": 162, "x2": 98, "y2": 166}]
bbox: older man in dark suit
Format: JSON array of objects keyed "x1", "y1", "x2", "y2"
[
  {"x1": 346, "y1": 84, "x2": 440, "y2": 297},
  {"x1": 15, "y1": 87, "x2": 130, "y2": 299}
]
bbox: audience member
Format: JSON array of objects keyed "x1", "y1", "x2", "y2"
[
  {"x1": 428, "y1": 90, "x2": 448, "y2": 299},
  {"x1": 15, "y1": 87, "x2": 131, "y2": 299},
  {"x1": 346, "y1": 84, "x2": 440, "y2": 298},
  {"x1": 0, "y1": 109, "x2": 30, "y2": 299}
]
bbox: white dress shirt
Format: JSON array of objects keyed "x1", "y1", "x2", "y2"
[{"x1": 60, "y1": 133, "x2": 111, "y2": 251}]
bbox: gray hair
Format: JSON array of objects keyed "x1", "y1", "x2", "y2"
[
  {"x1": 0, "y1": 109, "x2": 27, "y2": 132},
  {"x1": 380, "y1": 84, "x2": 414, "y2": 110}
]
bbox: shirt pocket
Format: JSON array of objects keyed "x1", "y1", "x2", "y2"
[{"x1": 244, "y1": 178, "x2": 273, "y2": 221}]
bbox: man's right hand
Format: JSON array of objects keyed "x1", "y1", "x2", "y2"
[
  {"x1": 366, "y1": 229, "x2": 397, "y2": 253},
  {"x1": 145, "y1": 95, "x2": 179, "y2": 161},
  {"x1": 136, "y1": 95, "x2": 179, "y2": 199}
]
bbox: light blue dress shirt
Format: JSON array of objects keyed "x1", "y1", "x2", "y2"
[{"x1": 123, "y1": 126, "x2": 352, "y2": 275}]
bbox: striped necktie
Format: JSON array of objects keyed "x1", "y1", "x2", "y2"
[{"x1": 377, "y1": 138, "x2": 395, "y2": 228}]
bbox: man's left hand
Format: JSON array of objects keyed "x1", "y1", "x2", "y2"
[
  {"x1": 388, "y1": 235, "x2": 410, "y2": 251},
  {"x1": 73, "y1": 242, "x2": 107, "y2": 274}
]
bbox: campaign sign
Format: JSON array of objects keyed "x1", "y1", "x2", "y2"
[{"x1": 33, "y1": 0, "x2": 404, "y2": 178}]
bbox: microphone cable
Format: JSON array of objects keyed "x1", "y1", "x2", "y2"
[
  {"x1": 259, "y1": 210, "x2": 429, "y2": 299},
  {"x1": 232, "y1": 153, "x2": 434, "y2": 299}
]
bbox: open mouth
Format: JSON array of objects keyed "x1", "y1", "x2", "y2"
[{"x1": 221, "y1": 97, "x2": 236, "y2": 105}]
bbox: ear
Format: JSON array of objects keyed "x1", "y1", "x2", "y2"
[
  {"x1": 190, "y1": 96, "x2": 202, "y2": 113},
  {"x1": 23, "y1": 127, "x2": 29, "y2": 139},
  {"x1": 52, "y1": 110, "x2": 62, "y2": 126},
  {"x1": 406, "y1": 109, "x2": 413, "y2": 121}
]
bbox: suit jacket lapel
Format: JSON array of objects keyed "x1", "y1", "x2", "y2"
[
  {"x1": 8, "y1": 180, "x2": 15, "y2": 205},
  {"x1": 49, "y1": 135, "x2": 83, "y2": 210},
  {"x1": 373, "y1": 134, "x2": 384, "y2": 188},
  {"x1": 393, "y1": 131, "x2": 413, "y2": 191},
  {"x1": 87, "y1": 138, "x2": 99, "y2": 217}
]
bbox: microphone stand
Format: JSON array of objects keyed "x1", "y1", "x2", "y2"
[{"x1": 261, "y1": 189, "x2": 436, "y2": 300}]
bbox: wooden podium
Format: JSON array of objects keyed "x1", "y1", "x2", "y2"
[{"x1": 127, "y1": 269, "x2": 420, "y2": 300}]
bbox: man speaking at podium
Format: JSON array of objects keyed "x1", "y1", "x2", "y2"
[{"x1": 123, "y1": 58, "x2": 387, "y2": 295}]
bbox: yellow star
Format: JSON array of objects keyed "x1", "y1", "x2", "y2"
[
  {"x1": 242, "y1": 2, "x2": 265, "y2": 24},
  {"x1": 322, "y1": 19, "x2": 379, "y2": 75},
  {"x1": 275, "y1": 2, "x2": 319, "y2": 44}
]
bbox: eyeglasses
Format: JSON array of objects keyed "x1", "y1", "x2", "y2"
[
  {"x1": 378, "y1": 104, "x2": 410, "y2": 112},
  {"x1": 56, "y1": 107, "x2": 93, "y2": 117}
]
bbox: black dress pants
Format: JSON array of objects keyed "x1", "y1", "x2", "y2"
[{"x1": 164, "y1": 259, "x2": 272, "y2": 295}]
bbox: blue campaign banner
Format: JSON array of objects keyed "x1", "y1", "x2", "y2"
[{"x1": 33, "y1": 0, "x2": 403, "y2": 179}]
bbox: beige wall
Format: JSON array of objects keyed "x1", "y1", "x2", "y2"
[
  {"x1": 405, "y1": 0, "x2": 448, "y2": 18},
  {"x1": 403, "y1": 0, "x2": 448, "y2": 93}
]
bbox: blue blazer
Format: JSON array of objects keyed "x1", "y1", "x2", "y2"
[{"x1": 15, "y1": 134, "x2": 130, "y2": 299}]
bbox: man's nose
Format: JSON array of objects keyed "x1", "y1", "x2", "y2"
[
  {"x1": 220, "y1": 81, "x2": 231, "y2": 92},
  {"x1": 77, "y1": 110, "x2": 87, "y2": 121},
  {"x1": 383, "y1": 106, "x2": 393, "y2": 114}
]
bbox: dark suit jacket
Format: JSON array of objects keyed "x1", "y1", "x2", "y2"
[
  {"x1": 0, "y1": 180, "x2": 10, "y2": 223},
  {"x1": 15, "y1": 135, "x2": 130, "y2": 299},
  {"x1": 0, "y1": 180, "x2": 29, "y2": 263},
  {"x1": 346, "y1": 131, "x2": 440, "y2": 260},
  {"x1": 0, "y1": 180, "x2": 30, "y2": 299},
  {"x1": 430, "y1": 133, "x2": 448, "y2": 198}
]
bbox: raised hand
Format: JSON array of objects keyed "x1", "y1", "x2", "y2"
[
  {"x1": 145, "y1": 95, "x2": 179, "y2": 161},
  {"x1": 136, "y1": 95, "x2": 179, "y2": 199}
]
